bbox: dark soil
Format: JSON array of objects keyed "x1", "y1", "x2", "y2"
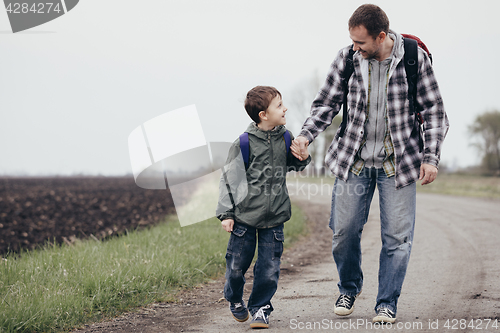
[{"x1": 0, "y1": 177, "x2": 175, "y2": 254}]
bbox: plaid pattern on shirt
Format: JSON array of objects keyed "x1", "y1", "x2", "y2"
[{"x1": 299, "y1": 32, "x2": 449, "y2": 189}]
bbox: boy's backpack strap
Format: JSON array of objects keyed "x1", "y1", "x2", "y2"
[
  {"x1": 283, "y1": 130, "x2": 291, "y2": 155},
  {"x1": 239, "y1": 132, "x2": 250, "y2": 169},
  {"x1": 403, "y1": 37, "x2": 424, "y2": 153},
  {"x1": 239, "y1": 130, "x2": 292, "y2": 169},
  {"x1": 339, "y1": 46, "x2": 355, "y2": 138}
]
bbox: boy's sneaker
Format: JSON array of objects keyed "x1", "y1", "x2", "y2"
[
  {"x1": 373, "y1": 307, "x2": 396, "y2": 323},
  {"x1": 230, "y1": 301, "x2": 249, "y2": 322},
  {"x1": 334, "y1": 293, "x2": 358, "y2": 316},
  {"x1": 250, "y1": 305, "x2": 271, "y2": 329}
]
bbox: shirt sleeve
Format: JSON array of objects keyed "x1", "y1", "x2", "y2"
[
  {"x1": 415, "y1": 49, "x2": 449, "y2": 168},
  {"x1": 299, "y1": 48, "x2": 349, "y2": 143}
]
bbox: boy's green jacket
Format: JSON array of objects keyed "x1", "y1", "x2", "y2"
[{"x1": 216, "y1": 123, "x2": 311, "y2": 229}]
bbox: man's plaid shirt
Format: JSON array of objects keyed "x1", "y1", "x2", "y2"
[{"x1": 299, "y1": 32, "x2": 449, "y2": 189}]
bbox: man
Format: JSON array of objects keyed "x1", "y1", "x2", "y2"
[{"x1": 291, "y1": 4, "x2": 449, "y2": 324}]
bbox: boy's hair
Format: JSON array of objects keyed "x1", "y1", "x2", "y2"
[
  {"x1": 348, "y1": 4, "x2": 389, "y2": 39},
  {"x1": 244, "y1": 86, "x2": 281, "y2": 124}
]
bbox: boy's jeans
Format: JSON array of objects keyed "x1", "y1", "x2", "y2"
[
  {"x1": 224, "y1": 223, "x2": 284, "y2": 315},
  {"x1": 329, "y1": 168, "x2": 416, "y2": 315}
]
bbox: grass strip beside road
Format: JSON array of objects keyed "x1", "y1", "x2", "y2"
[
  {"x1": 0, "y1": 205, "x2": 306, "y2": 333},
  {"x1": 414, "y1": 173, "x2": 500, "y2": 198}
]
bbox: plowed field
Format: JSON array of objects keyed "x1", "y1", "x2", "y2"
[{"x1": 0, "y1": 177, "x2": 175, "y2": 254}]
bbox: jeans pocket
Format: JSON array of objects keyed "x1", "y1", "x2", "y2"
[
  {"x1": 272, "y1": 230, "x2": 284, "y2": 261},
  {"x1": 227, "y1": 224, "x2": 247, "y2": 256}
]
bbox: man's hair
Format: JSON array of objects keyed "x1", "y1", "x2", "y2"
[
  {"x1": 348, "y1": 4, "x2": 389, "y2": 39},
  {"x1": 244, "y1": 86, "x2": 281, "y2": 124}
]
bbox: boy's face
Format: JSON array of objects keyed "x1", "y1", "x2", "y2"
[{"x1": 262, "y1": 95, "x2": 287, "y2": 127}]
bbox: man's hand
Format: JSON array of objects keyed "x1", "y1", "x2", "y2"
[
  {"x1": 291, "y1": 135, "x2": 310, "y2": 161},
  {"x1": 221, "y1": 219, "x2": 234, "y2": 232},
  {"x1": 419, "y1": 164, "x2": 438, "y2": 185}
]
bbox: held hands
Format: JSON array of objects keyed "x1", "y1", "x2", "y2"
[
  {"x1": 419, "y1": 163, "x2": 438, "y2": 185},
  {"x1": 291, "y1": 136, "x2": 310, "y2": 161},
  {"x1": 221, "y1": 219, "x2": 234, "y2": 232}
]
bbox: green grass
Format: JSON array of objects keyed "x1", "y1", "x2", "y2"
[
  {"x1": 415, "y1": 173, "x2": 500, "y2": 198},
  {"x1": 283, "y1": 204, "x2": 308, "y2": 247},
  {"x1": 290, "y1": 173, "x2": 500, "y2": 198},
  {"x1": 0, "y1": 205, "x2": 306, "y2": 333}
]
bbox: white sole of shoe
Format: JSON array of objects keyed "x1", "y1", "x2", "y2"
[
  {"x1": 372, "y1": 315, "x2": 396, "y2": 324},
  {"x1": 334, "y1": 306, "x2": 354, "y2": 316},
  {"x1": 333, "y1": 291, "x2": 361, "y2": 316}
]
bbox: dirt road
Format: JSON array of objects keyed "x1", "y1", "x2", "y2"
[{"x1": 77, "y1": 182, "x2": 500, "y2": 333}]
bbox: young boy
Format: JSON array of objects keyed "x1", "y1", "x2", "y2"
[{"x1": 216, "y1": 86, "x2": 310, "y2": 329}]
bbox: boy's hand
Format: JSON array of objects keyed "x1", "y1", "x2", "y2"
[
  {"x1": 221, "y1": 219, "x2": 234, "y2": 232},
  {"x1": 291, "y1": 136, "x2": 310, "y2": 161}
]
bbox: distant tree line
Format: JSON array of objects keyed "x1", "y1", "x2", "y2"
[{"x1": 469, "y1": 110, "x2": 500, "y2": 175}]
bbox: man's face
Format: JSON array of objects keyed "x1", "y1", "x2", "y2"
[
  {"x1": 264, "y1": 95, "x2": 287, "y2": 127},
  {"x1": 349, "y1": 25, "x2": 383, "y2": 59}
]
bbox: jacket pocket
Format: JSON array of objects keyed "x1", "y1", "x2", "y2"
[{"x1": 227, "y1": 224, "x2": 247, "y2": 256}]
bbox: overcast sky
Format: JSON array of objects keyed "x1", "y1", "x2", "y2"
[{"x1": 1, "y1": 0, "x2": 499, "y2": 175}]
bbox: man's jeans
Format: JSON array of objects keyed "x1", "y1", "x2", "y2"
[
  {"x1": 224, "y1": 223, "x2": 284, "y2": 315},
  {"x1": 330, "y1": 168, "x2": 416, "y2": 315}
]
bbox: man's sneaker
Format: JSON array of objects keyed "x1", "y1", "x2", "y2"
[
  {"x1": 250, "y1": 305, "x2": 271, "y2": 329},
  {"x1": 373, "y1": 307, "x2": 396, "y2": 324},
  {"x1": 334, "y1": 293, "x2": 358, "y2": 316},
  {"x1": 230, "y1": 301, "x2": 249, "y2": 322}
]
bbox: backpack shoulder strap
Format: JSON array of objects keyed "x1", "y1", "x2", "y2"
[
  {"x1": 239, "y1": 132, "x2": 250, "y2": 169},
  {"x1": 403, "y1": 37, "x2": 421, "y2": 119},
  {"x1": 283, "y1": 130, "x2": 291, "y2": 155},
  {"x1": 403, "y1": 37, "x2": 424, "y2": 152},
  {"x1": 402, "y1": 33, "x2": 432, "y2": 64},
  {"x1": 342, "y1": 45, "x2": 356, "y2": 81},
  {"x1": 403, "y1": 37, "x2": 418, "y2": 99},
  {"x1": 339, "y1": 45, "x2": 355, "y2": 137},
  {"x1": 240, "y1": 130, "x2": 291, "y2": 169}
]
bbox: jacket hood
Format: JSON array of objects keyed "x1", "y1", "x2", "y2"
[
  {"x1": 387, "y1": 30, "x2": 404, "y2": 77},
  {"x1": 245, "y1": 123, "x2": 286, "y2": 140},
  {"x1": 389, "y1": 30, "x2": 404, "y2": 62}
]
